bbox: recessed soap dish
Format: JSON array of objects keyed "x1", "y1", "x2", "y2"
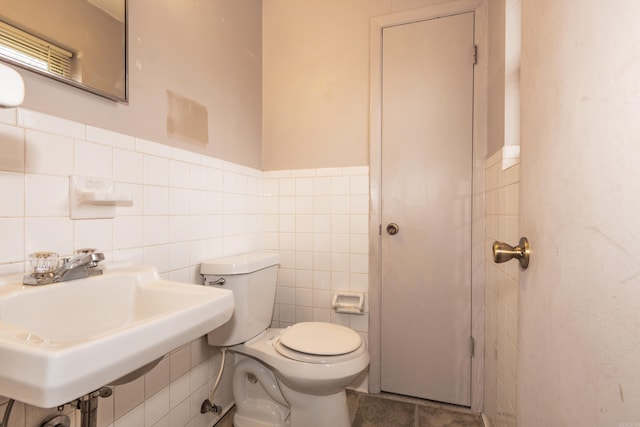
[{"x1": 70, "y1": 175, "x2": 133, "y2": 219}]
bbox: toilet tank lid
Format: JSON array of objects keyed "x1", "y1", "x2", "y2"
[{"x1": 200, "y1": 251, "x2": 280, "y2": 275}]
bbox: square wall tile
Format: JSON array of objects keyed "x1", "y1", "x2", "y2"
[
  {"x1": 350, "y1": 215, "x2": 368, "y2": 234},
  {"x1": 143, "y1": 216, "x2": 169, "y2": 246},
  {"x1": 0, "y1": 124, "x2": 25, "y2": 173},
  {"x1": 169, "y1": 160, "x2": 190, "y2": 188},
  {"x1": 313, "y1": 308, "x2": 331, "y2": 322},
  {"x1": 25, "y1": 174, "x2": 68, "y2": 217},
  {"x1": 170, "y1": 373, "x2": 190, "y2": 409},
  {"x1": 190, "y1": 164, "x2": 208, "y2": 190},
  {"x1": 18, "y1": 109, "x2": 85, "y2": 139},
  {"x1": 169, "y1": 241, "x2": 191, "y2": 270},
  {"x1": 169, "y1": 399, "x2": 191, "y2": 427},
  {"x1": 295, "y1": 177, "x2": 313, "y2": 195},
  {"x1": 115, "y1": 183, "x2": 144, "y2": 216},
  {"x1": 223, "y1": 171, "x2": 237, "y2": 193},
  {"x1": 144, "y1": 155, "x2": 169, "y2": 186},
  {"x1": 114, "y1": 377, "x2": 145, "y2": 420},
  {"x1": 0, "y1": 218, "x2": 24, "y2": 263},
  {"x1": 87, "y1": 125, "x2": 135, "y2": 150},
  {"x1": 170, "y1": 345, "x2": 192, "y2": 381},
  {"x1": 136, "y1": 138, "x2": 171, "y2": 158},
  {"x1": 169, "y1": 188, "x2": 190, "y2": 216},
  {"x1": 75, "y1": 140, "x2": 114, "y2": 178},
  {"x1": 0, "y1": 172, "x2": 24, "y2": 217},
  {"x1": 190, "y1": 337, "x2": 209, "y2": 368},
  {"x1": 114, "y1": 404, "x2": 145, "y2": 427},
  {"x1": 114, "y1": 149, "x2": 144, "y2": 184},
  {"x1": 145, "y1": 357, "x2": 170, "y2": 399},
  {"x1": 190, "y1": 361, "x2": 209, "y2": 394},
  {"x1": 313, "y1": 177, "x2": 332, "y2": 195},
  {"x1": 24, "y1": 217, "x2": 73, "y2": 257},
  {"x1": 25, "y1": 129, "x2": 74, "y2": 176},
  {"x1": 143, "y1": 244, "x2": 170, "y2": 273},
  {"x1": 144, "y1": 386, "x2": 170, "y2": 427},
  {"x1": 172, "y1": 147, "x2": 201, "y2": 164},
  {"x1": 350, "y1": 175, "x2": 369, "y2": 195},
  {"x1": 0, "y1": 108, "x2": 16, "y2": 125},
  {"x1": 331, "y1": 176, "x2": 350, "y2": 195},
  {"x1": 113, "y1": 216, "x2": 144, "y2": 249},
  {"x1": 144, "y1": 186, "x2": 169, "y2": 216},
  {"x1": 74, "y1": 219, "x2": 113, "y2": 252}
]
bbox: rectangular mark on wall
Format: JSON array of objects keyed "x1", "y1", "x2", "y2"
[{"x1": 167, "y1": 90, "x2": 209, "y2": 145}]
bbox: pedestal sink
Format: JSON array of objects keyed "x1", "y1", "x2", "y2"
[{"x1": 0, "y1": 264, "x2": 234, "y2": 408}]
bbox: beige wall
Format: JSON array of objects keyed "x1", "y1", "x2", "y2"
[
  {"x1": 487, "y1": 0, "x2": 520, "y2": 156},
  {"x1": 262, "y1": 0, "x2": 453, "y2": 171},
  {"x1": 487, "y1": 0, "x2": 506, "y2": 156},
  {"x1": 8, "y1": 0, "x2": 263, "y2": 169}
]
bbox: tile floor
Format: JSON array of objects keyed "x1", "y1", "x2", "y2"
[
  {"x1": 214, "y1": 390, "x2": 484, "y2": 427},
  {"x1": 347, "y1": 391, "x2": 484, "y2": 427}
]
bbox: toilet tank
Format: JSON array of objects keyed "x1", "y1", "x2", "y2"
[{"x1": 201, "y1": 251, "x2": 279, "y2": 346}]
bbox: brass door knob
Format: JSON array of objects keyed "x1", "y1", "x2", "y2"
[
  {"x1": 386, "y1": 223, "x2": 400, "y2": 235},
  {"x1": 492, "y1": 237, "x2": 530, "y2": 269}
]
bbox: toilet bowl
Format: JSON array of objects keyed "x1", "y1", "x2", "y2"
[
  {"x1": 201, "y1": 252, "x2": 370, "y2": 427},
  {"x1": 231, "y1": 325, "x2": 369, "y2": 427},
  {"x1": 232, "y1": 356, "x2": 290, "y2": 427}
]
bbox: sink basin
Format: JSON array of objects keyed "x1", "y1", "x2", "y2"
[{"x1": 0, "y1": 264, "x2": 234, "y2": 408}]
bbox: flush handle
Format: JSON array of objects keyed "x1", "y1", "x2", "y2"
[
  {"x1": 205, "y1": 278, "x2": 226, "y2": 286},
  {"x1": 386, "y1": 223, "x2": 400, "y2": 235},
  {"x1": 492, "y1": 237, "x2": 530, "y2": 269}
]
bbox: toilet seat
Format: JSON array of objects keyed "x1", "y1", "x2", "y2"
[{"x1": 275, "y1": 322, "x2": 364, "y2": 363}]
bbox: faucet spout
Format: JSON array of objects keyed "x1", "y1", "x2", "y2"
[{"x1": 58, "y1": 252, "x2": 105, "y2": 273}]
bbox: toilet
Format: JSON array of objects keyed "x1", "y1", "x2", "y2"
[{"x1": 201, "y1": 251, "x2": 370, "y2": 427}]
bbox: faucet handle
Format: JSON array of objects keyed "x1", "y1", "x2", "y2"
[
  {"x1": 74, "y1": 248, "x2": 97, "y2": 255},
  {"x1": 29, "y1": 251, "x2": 59, "y2": 274}
]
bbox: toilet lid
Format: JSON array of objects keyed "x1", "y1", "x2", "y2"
[{"x1": 278, "y1": 322, "x2": 362, "y2": 356}]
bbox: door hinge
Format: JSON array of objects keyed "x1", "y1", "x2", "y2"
[
  {"x1": 470, "y1": 336, "x2": 475, "y2": 358},
  {"x1": 379, "y1": 224, "x2": 382, "y2": 236},
  {"x1": 472, "y1": 44, "x2": 478, "y2": 65}
]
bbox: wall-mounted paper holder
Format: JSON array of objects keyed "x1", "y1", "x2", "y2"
[
  {"x1": 332, "y1": 292, "x2": 365, "y2": 315},
  {"x1": 70, "y1": 175, "x2": 133, "y2": 219}
]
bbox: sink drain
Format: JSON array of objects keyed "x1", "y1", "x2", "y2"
[{"x1": 40, "y1": 414, "x2": 70, "y2": 427}]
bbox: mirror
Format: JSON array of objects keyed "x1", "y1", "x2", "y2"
[{"x1": 0, "y1": 0, "x2": 127, "y2": 102}]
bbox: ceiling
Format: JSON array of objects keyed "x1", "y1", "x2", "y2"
[{"x1": 87, "y1": 0, "x2": 125, "y2": 22}]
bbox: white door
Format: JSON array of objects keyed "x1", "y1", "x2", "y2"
[
  {"x1": 380, "y1": 12, "x2": 475, "y2": 406},
  {"x1": 518, "y1": 1, "x2": 640, "y2": 425}
]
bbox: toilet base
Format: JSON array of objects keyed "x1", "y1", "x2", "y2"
[
  {"x1": 233, "y1": 412, "x2": 289, "y2": 427},
  {"x1": 278, "y1": 382, "x2": 351, "y2": 427}
]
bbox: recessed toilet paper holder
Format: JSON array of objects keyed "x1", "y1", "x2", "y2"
[
  {"x1": 492, "y1": 237, "x2": 530, "y2": 269},
  {"x1": 332, "y1": 292, "x2": 365, "y2": 315}
]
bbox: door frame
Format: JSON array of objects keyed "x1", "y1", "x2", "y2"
[{"x1": 368, "y1": 0, "x2": 488, "y2": 411}]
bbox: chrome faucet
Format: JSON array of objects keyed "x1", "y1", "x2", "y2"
[{"x1": 23, "y1": 249, "x2": 105, "y2": 286}]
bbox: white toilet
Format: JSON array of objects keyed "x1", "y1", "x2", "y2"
[{"x1": 201, "y1": 251, "x2": 370, "y2": 427}]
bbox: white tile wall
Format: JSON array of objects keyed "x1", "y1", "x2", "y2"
[
  {"x1": 0, "y1": 108, "x2": 373, "y2": 425},
  {"x1": 263, "y1": 167, "x2": 370, "y2": 343},
  {"x1": 0, "y1": 108, "x2": 260, "y2": 427},
  {"x1": 484, "y1": 149, "x2": 519, "y2": 427}
]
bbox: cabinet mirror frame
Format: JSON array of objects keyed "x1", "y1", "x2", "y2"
[{"x1": 0, "y1": 0, "x2": 128, "y2": 102}]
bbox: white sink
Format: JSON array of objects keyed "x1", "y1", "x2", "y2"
[{"x1": 0, "y1": 264, "x2": 234, "y2": 408}]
